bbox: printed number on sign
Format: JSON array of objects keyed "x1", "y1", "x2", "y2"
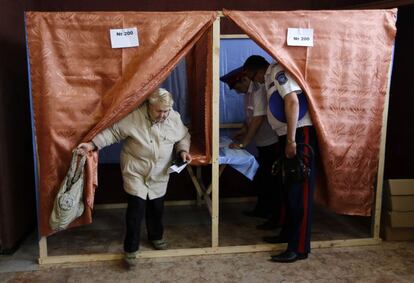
[{"x1": 116, "y1": 30, "x2": 134, "y2": 36}]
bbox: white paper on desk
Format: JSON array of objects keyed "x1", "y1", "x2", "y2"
[{"x1": 168, "y1": 161, "x2": 187, "y2": 174}]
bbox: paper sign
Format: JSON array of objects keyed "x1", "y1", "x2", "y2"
[
  {"x1": 110, "y1": 27, "x2": 139, "y2": 49},
  {"x1": 287, "y1": 28, "x2": 314, "y2": 47}
]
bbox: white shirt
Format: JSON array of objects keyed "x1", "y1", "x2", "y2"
[
  {"x1": 264, "y1": 62, "x2": 313, "y2": 136},
  {"x1": 245, "y1": 82, "x2": 279, "y2": 147}
]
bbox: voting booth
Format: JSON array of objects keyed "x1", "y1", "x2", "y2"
[{"x1": 25, "y1": 10, "x2": 396, "y2": 264}]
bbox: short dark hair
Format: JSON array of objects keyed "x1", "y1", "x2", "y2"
[{"x1": 242, "y1": 55, "x2": 269, "y2": 72}]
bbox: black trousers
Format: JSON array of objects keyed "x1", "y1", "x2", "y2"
[
  {"x1": 253, "y1": 142, "x2": 282, "y2": 219},
  {"x1": 279, "y1": 126, "x2": 317, "y2": 255},
  {"x1": 123, "y1": 193, "x2": 165, "y2": 253}
]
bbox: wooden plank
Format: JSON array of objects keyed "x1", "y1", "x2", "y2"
[
  {"x1": 211, "y1": 16, "x2": 221, "y2": 248},
  {"x1": 195, "y1": 167, "x2": 203, "y2": 206},
  {"x1": 220, "y1": 34, "x2": 249, "y2": 39},
  {"x1": 95, "y1": 197, "x2": 256, "y2": 211},
  {"x1": 38, "y1": 238, "x2": 380, "y2": 265},
  {"x1": 95, "y1": 200, "x2": 199, "y2": 210},
  {"x1": 186, "y1": 166, "x2": 212, "y2": 214},
  {"x1": 372, "y1": 46, "x2": 395, "y2": 240},
  {"x1": 206, "y1": 165, "x2": 226, "y2": 195},
  {"x1": 311, "y1": 238, "x2": 381, "y2": 249}
]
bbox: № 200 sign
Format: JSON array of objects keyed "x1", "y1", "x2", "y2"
[
  {"x1": 287, "y1": 28, "x2": 314, "y2": 47},
  {"x1": 109, "y1": 27, "x2": 139, "y2": 49}
]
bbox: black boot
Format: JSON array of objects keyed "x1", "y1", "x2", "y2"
[{"x1": 270, "y1": 250, "x2": 308, "y2": 263}]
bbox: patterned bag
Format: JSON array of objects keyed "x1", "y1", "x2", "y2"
[
  {"x1": 271, "y1": 143, "x2": 314, "y2": 184},
  {"x1": 49, "y1": 151, "x2": 86, "y2": 231}
]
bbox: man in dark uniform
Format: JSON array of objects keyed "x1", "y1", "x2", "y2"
[{"x1": 242, "y1": 55, "x2": 317, "y2": 263}]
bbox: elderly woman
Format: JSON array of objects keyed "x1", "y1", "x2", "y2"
[{"x1": 77, "y1": 88, "x2": 192, "y2": 268}]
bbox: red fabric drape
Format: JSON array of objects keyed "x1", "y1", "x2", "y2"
[
  {"x1": 186, "y1": 29, "x2": 213, "y2": 165},
  {"x1": 224, "y1": 9, "x2": 397, "y2": 216},
  {"x1": 26, "y1": 11, "x2": 217, "y2": 236}
]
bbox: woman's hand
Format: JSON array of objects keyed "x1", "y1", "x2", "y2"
[
  {"x1": 76, "y1": 142, "x2": 95, "y2": 156},
  {"x1": 180, "y1": 151, "x2": 192, "y2": 163}
]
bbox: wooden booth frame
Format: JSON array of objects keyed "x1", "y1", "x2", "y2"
[{"x1": 37, "y1": 13, "x2": 393, "y2": 265}]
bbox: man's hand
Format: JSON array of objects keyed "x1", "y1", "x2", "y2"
[
  {"x1": 76, "y1": 142, "x2": 95, "y2": 156},
  {"x1": 285, "y1": 142, "x2": 296, "y2": 158},
  {"x1": 229, "y1": 142, "x2": 244, "y2": 150},
  {"x1": 232, "y1": 127, "x2": 247, "y2": 141},
  {"x1": 180, "y1": 151, "x2": 192, "y2": 163}
]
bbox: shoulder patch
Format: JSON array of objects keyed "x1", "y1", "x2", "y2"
[{"x1": 275, "y1": 71, "x2": 288, "y2": 85}]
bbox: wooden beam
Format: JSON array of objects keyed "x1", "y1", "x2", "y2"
[
  {"x1": 211, "y1": 16, "x2": 221, "y2": 248},
  {"x1": 311, "y1": 238, "x2": 381, "y2": 249},
  {"x1": 220, "y1": 34, "x2": 249, "y2": 39},
  {"x1": 206, "y1": 165, "x2": 226, "y2": 195},
  {"x1": 95, "y1": 197, "x2": 256, "y2": 211},
  {"x1": 186, "y1": 166, "x2": 212, "y2": 214},
  {"x1": 372, "y1": 46, "x2": 395, "y2": 240},
  {"x1": 38, "y1": 238, "x2": 381, "y2": 265}
]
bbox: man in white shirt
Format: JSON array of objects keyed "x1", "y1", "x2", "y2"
[
  {"x1": 220, "y1": 68, "x2": 281, "y2": 229},
  {"x1": 243, "y1": 55, "x2": 317, "y2": 263}
]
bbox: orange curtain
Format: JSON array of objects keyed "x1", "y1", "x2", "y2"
[
  {"x1": 186, "y1": 28, "x2": 213, "y2": 165},
  {"x1": 26, "y1": 11, "x2": 217, "y2": 236},
  {"x1": 224, "y1": 9, "x2": 397, "y2": 216}
]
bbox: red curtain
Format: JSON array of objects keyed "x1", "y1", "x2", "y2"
[
  {"x1": 26, "y1": 11, "x2": 217, "y2": 236},
  {"x1": 224, "y1": 9, "x2": 397, "y2": 216},
  {"x1": 186, "y1": 29, "x2": 213, "y2": 166}
]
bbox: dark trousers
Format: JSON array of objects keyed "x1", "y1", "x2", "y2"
[
  {"x1": 123, "y1": 193, "x2": 165, "y2": 253},
  {"x1": 254, "y1": 142, "x2": 282, "y2": 220},
  {"x1": 279, "y1": 126, "x2": 317, "y2": 255}
]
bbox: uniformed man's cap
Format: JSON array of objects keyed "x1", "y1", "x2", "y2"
[{"x1": 220, "y1": 67, "x2": 243, "y2": 89}]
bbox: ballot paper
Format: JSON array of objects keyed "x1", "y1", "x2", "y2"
[{"x1": 168, "y1": 159, "x2": 188, "y2": 174}]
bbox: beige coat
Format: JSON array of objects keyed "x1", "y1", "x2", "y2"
[{"x1": 92, "y1": 103, "x2": 190, "y2": 200}]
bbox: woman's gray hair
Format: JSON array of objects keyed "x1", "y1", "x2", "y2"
[{"x1": 147, "y1": 88, "x2": 174, "y2": 108}]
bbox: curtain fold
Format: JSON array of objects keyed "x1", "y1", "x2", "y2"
[
  {"x1": 224, "y1": 9, "x2": 397, "y2": 216},
  {"x1": 26, "y1": 11, "x2": 217, "y2": 236},
  {"x1": 186, "y1": 28, "x2": 213, "y2": 165}
]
